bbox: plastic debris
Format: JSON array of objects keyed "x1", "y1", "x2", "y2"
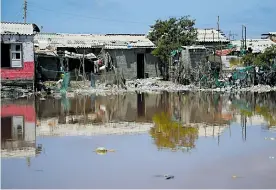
[
  {"x1": 232, "y1": 175, "x2": 243, "y2": 179},
  {"x1": 154, "y1": 174, "x2": 175, "y2": 180},
  {"x1": 94, "y1": 147, "x2": 116, "y2": 155},
  {"x1": 269, "y1": 156, "x2": 275, "y2": 159},
  {"x1": 164, "y1": 175, "x2": 174, "y2": 180},
  {"x1": 264, "y1": 137, "x2": 276, "y2": 141}
]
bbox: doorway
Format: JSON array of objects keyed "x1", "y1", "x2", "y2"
[
  {"x1": 137, "y1": 93, "x2": 145, "y2": 118},
  {"x1": 137, "y1": 53, "x2": 145, "y2": 79}
]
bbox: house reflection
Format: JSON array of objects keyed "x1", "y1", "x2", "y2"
[
  {"x1": 1, "y1": 99, "x2": 41, "y2": 159},
  {"x1": 34, "y1": 91, "x2": 276, "y2": 148}
]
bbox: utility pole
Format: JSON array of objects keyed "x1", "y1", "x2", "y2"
[
  {"x1": 217, "y1": 16, "x2": 222, "y2": 72},
  {"x1": 243, "y1": 25, "x2": 247, "y2": 51},
  {"x1": 241, "y1": 25, "x2": 244, "y2": 50},
  {"x1": 217, "y1": 16, "x2": 221, "y2": 51},
  {"x1": 23, "y1": 0, "x2": 27, "y2": 23}
]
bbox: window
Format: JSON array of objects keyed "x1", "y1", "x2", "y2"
[
  {"x1": 11, "y1": 44, "x2": 23, "y2": 67},
  {"x1": 1, "y1": 43, "x2": 23, "y2": 68}
]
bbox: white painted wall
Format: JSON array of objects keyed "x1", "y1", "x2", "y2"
[
  {"x1": 24, "y1": 122, "x2": 36, "y2": 141},
  {"x1": 1, "y1": 35, "x2": 34, "y2": 62}
]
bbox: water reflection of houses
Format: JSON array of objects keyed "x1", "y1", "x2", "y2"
[
  {"x1": 36, "y1": 93, "x2": 159, "y2": 136},
  {"x1": 36, "y1": 92, "x2": 231, "y2": 141},
  {"x1": 1, "y1": 99, "x2": 39, "y2": 158}
]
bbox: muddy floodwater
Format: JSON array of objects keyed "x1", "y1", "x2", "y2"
[{"x1": 1, "y1": 91, "x2": 276, "y2": 189}]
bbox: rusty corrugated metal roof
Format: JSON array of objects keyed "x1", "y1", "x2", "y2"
[{"x1": 1, "y1": 22, "x2": 40, "y2": 35}]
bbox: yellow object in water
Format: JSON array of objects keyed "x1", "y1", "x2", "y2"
[{"x1": 94, "y1": 147, "x2": 115, "y2": 155}]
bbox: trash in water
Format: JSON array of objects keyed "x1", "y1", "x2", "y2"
[
  {"x1": 164, "y1": 175, "x2": 174, "y2": 180},
  {"x1": 232, "y1": 175, "x2": 243, "y2": 179},
  {"x1": 264, "y1": 137, "x2": 275, "y2": 141},
  {"x1": 154, "y1": 174, "x2": 175, "y2": 180},
  {"x1": 269, "y1": 156, "x2": 275, "y2": 159},
  {"x1": 34, "y1": 169, "x2": 44, "y2": 172},
  {"x1": 94, "y1": 147, "x2": 116, "y2": 155}
]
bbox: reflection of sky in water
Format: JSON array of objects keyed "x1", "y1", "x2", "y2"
[
  {"x1": 2, "y1": 124, "x2": 276, "y2": 189},
  {"x1": 1, "y1": 91, "x2": 276, "y2": 188}
]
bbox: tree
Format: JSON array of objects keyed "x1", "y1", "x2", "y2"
[
  {"x1": 150, "y1": 112, "x2": 198, "y2": 150},
  {"x1": 148, "y1": 16, "x2": 198, "y2": 80},
  {"x1": 242, "y1": 45, "x2": 276, "y2": 66}
]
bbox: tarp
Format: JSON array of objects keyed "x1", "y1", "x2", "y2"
[
  {"x1": 215, "y1": 49, "x2": 234, "y2": 56},
  {"x1": 64, "y1": 50, "x2": 97, "y2": 59},
  {"x1": 170, "y1": 48, "x2": 183, "y2": 57}
]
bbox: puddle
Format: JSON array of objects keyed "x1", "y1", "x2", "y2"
[{"x1": 1, "y1": 91, "x2": 276, "y2": 188}]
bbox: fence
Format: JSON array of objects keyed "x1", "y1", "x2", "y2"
[{"x1": 40, "y1": 65, "x2": 126, "y2": 91}]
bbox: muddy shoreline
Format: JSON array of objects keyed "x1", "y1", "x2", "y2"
[{"x1": 2, "y1": 78, "x2": 276, "y2": 99}]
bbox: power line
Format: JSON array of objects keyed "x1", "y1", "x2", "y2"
[
  {"x1": 27, "y1": 3, "x2": 151, "y2": 25},
  {"x1": 23, "y1": 0, "x2": 27, "y2": 23}
]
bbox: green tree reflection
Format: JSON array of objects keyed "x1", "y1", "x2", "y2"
[{"x1": 150, "y1": 112, "x2": 199, "y2": 151}]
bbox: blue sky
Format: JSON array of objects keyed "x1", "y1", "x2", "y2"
[{"x1": 1, "y1": 0, "x2": 275, "y2": 39}]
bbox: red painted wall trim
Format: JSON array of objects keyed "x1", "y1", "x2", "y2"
[
  {"x1": 0, "y1": 61, "x2": 34, "y2": 80},
  {"x1": 1, "y1": 104, "x2": 36, "y2": 122}
]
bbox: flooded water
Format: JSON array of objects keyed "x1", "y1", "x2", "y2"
[{"x1": 1, "y1": 91, "x2": 276, "y2": 189}]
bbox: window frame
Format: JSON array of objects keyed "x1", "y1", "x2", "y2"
[{"x1": 10, "y1": 43, "x2": 23, "y2": 68}]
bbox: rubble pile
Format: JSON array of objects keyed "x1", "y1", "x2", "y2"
[
  {"x1": 196, "y1": 84, "x2": 276, "y2": 93},
  {"x1": 71, "y1": 77, "x2": 276, "y2": 96},
  {"x1": 73, "y1": 77, "x2": 193, "y2": 96},
  {"x1": 126, "y1": 78, "x2": 192, "y2": 92}
]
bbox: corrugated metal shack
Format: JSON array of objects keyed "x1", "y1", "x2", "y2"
[
  {"x1": 34, "y1": 33, "x2": 159, "y2": 80},
  {"x1": 196, "y1": 28, "x2": 230, "y2": 48},
  {"x1": 1, "y1": 22, "x2": 40, "y2": 87}
]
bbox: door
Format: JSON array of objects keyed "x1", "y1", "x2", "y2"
[{"x1": 137, "y1": 53, "x2": 145, "y2": 79}]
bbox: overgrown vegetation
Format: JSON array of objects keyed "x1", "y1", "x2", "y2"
[
  {"x1": 148, "y1": 16, "x2": 198, "y2": 80},
  {"x1": 242, "y1": 45, "x2": 276, "y2": 66}
]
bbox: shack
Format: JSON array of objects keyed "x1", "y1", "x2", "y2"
[
  {"x1": 196, "y1": 28, "x2": 230, "y2": 48},
  {"x1": 34, "y1": 33, "x2": 159, "y2": 80},
  {"x1": 262, "y1": 32, "x2": 276, "y2": 43},
  {"x1": 1, "y1": 22, "x2": 40, "y2": 88},
  {"x1": 170, "y1": 45, "x2": 208, "y2": 83}
]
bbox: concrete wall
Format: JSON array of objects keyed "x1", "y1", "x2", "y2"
[
  {"x1": 1, "y1": 35, "x2": 35, "y2": 84},
  {"x1": 107, "y1": 49, "x2": 160, "y2": 80}
]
